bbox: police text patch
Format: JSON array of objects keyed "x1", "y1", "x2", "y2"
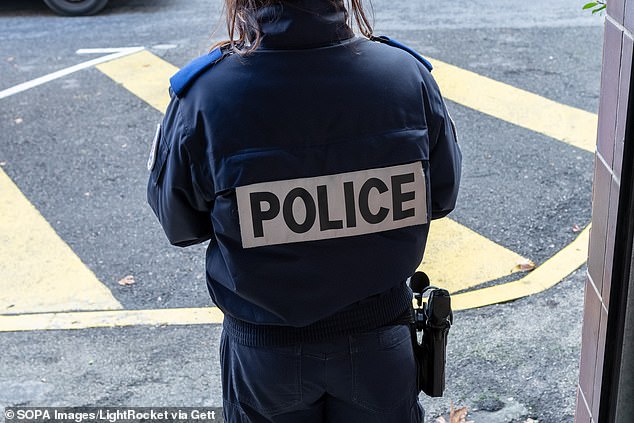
[{"x1": 236, "y1": 162, "x2": 427, "y2": 248}]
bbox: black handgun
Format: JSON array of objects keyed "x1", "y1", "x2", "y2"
[{"x1": 409, "y1": 271, "x2": 453, "y2": 397}]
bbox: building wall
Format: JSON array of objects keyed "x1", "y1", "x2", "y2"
[{"x1": 575, "y1": 1, "x2": 633, "y2": 421}]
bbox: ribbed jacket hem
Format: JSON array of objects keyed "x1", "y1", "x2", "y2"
[{"x1": 223, "y1": 282, "x2": 414, "y2": 346}]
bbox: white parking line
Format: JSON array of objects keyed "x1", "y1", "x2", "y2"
[
  {"x1": 0, "y1": 47, "x2": 144, "y2": 100},
  {"x1": 76, "y1": 48, "x2": 143, "y2": 54}
]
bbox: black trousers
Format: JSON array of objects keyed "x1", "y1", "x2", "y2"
[{"x1": 220, "y1": 324, "x2": 424, "y2": 423}]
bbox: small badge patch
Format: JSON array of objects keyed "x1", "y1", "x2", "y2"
[{"x1": 147, "y1": 124, "x2": 161, "y2": 171}]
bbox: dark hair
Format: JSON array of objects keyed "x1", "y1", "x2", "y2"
[{"x1": 212, "y1": 0, "x2": 373, "y2": 55}]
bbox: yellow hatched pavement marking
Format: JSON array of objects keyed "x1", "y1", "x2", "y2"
[
  {"x1": 0, "y1": 307, "x2": 224, "y2": 332},
  {"x1": 431, "y1": 57, "x2": 598, "y2": 153},
  {"x1": 96, "y1": 50, "x2": 599, "y2": 153},
  {"x1": 96, "y1": 50, "x2": 178, "y2": 113},
  {"x1": 96, "y1": 50, "x2": 532, "y2": 294},
  {"x1": 0, "y1": 49, "x2": 590, "y2": 333},
  {"x1": 96, "y1": 51, "x2": 592, "y2": 308},
  {"x1": 421, "y1": 218, "x2": 527, "y2": 293},
  {"x1": 0, "y1": 50, "x2": 593, "y2": 333},
  {"x1": 452, "y1": 226, "x2": 590, "y2": 310},
  {"x1": 0, "y1": 167, "x2": 122, "y2": 314},
  {"x1": 0, "y1": 227, "x2": 588, "y2": 332}
]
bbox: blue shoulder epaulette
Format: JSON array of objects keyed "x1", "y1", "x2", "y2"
[
  {"x1": 370, "y1": 35, "x2": 433, "y2": 72},
  {"x1": 170, "y1": 47, "x2": 225, "y2": 97}
]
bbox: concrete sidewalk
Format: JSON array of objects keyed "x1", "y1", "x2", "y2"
[{"x1": 0, "y1": 267, "x2": 584, "y2": 423}]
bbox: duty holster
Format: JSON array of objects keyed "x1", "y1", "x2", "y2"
[{"x1": 409, "y1": 271, "x2": 453, "y2": 397}]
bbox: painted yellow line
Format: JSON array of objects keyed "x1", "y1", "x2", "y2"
[
  {"x1": 452, "y1": 226, "x2": 590, "y2": 311},
  {"x1": 0, "y1": 49, "x2": 594, "y2": 333},
  {"x1": 90, "y1": 50, "x2": 593, "y2": 321},
  {"x1": 0, "y1": 221, "x2": 587, "y2": 333},
  {"x1": 420, "y1": 218, "x2": 527, "y2": 293},
  {"x1": 0, "y1": 307, "x2": 224, "y2": 332},
  {"x1": 0, "y1": 227, "x2": 587, "y2": 332},
  {"x1": 96, "y1": 50, "x2": 178, "y2": 113},
  {"x1": 97, "y1": 51, "x2": 599, "y2": 155},
  {"x1": 0, "y1": 167, "x2": 122, "y2": 314},
  {"x1": 95, "y1": 50, "x2": 535, "y2": 297},
  {"x1": 430, "y1": 57, "x2": 598, "y2": 153}
]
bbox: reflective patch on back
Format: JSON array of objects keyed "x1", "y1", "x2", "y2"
[
  {"x1": 147, "y1": 124, "x2": 161, "y2": 171},
  {"x1": 236, "y1": 162, "x2": 427, "y2": 248}
]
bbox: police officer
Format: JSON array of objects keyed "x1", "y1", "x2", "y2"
[{"x1": 147, "y1": 0, "x2": 461, "y2": 421}]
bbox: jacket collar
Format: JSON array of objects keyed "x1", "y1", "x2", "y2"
[{"x1": 256, "y1": 0, "x2": 355, "y2": 50}]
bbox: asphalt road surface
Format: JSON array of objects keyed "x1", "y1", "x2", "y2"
[{"x1": 0, "y1": 0, "x2": 603, "y2": 421}]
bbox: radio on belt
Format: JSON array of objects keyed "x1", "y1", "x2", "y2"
[{"x1": 236, "y1": 162, "x2": 428, "y2": 248}]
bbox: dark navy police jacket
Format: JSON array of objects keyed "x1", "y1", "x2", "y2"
[{"x1": 148, "y1": 0, "x2": 461, "y2": 343}]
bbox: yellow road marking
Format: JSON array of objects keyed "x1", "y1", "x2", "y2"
[
  {"x1": 0, "y1": 222, "x2": 587, "y2": 331},
  {"x1": 0, "y1": 228, "x2": 588, "y2": 332},
  {"x1": 0, "y1": 222, "x2": 587, "y2": 332},
  {"x1": 96, "y1": 50, "x2": 535, "y2": 295},
  {"x1": 96, "y1": 50, "x2": 177, "y2": 112},
  {"x1": 0, "y1": 49, "x2": 594, "y2": 332},
  {"x1": 430, "y1": 58, "x2": 598, "y2": 153},
  {"x1": 0, "y1": 168, "x2": 122, "y2": 314},
  {"x1": 96, "y1": 51, "x2": 599, "y2": 156},
  {"x1": 452, "y1": 226, "x2": 590, "y2": 310},
  {"x1": 421, "y1": 218, "x2": 527, "y2": 293},
  {"x1": 0, "y1": 307, "x2": 224, "y2": 332}
]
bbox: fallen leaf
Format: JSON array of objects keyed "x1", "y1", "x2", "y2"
[
  {"x1": 512, "y1": 258, "x2": 536, "y2": 273},
  {"x1": 436, "y1": 402, "x2": 475, "y2": 423},
  {"x1": 118, "y1": 275, "x2": 136, "y2": 286},
  {"x1": 572, "y1": 224, "x2": 581, "y2": 233}
]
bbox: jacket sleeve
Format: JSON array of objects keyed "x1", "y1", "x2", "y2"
[
  {"x1": 422, "y1": 71, "x2": 462, "y2": 220},
  {"x1": 147, "y1": 94, "x2": 215, "y2": 247}
]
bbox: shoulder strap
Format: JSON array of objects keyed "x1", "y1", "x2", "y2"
[
  {"x1": 169, "y1": 47, "x2": 226, "y2": 98},
  {"x1": 370, "y1": 35, "x2": 433, "y2": 72}
]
